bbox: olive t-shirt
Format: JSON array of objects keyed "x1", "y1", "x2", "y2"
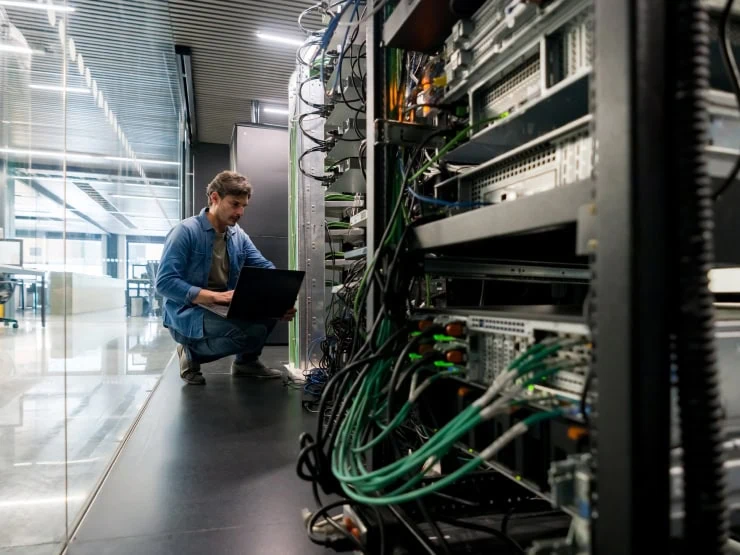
[{"x1": 207, "y1": 232, "x2": 229, "y2": 291}]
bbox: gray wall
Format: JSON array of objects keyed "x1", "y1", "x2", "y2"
[{"x1": 192, "y1": 142, "x2": 230, "y2": 215}]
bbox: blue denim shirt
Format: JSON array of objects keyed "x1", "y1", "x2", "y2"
[{"x1": 155, "y1": 208, "x2": 274, "y2": 339}]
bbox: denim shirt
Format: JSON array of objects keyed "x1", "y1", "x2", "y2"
[{"x1": 155, "y1": 208, "x2": 274, "y2": 339}]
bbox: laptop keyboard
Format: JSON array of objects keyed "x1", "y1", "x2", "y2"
[{"x1": 203, "y1": 303, "x2": 228, "y2": 317}]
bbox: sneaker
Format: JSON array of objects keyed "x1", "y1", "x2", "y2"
[
  {"x1": 231, "y1": 358, "x2": 283, "y2": 379},
  {"x1": 177, "y1": 345, "x2": 205, "y2": 385}
]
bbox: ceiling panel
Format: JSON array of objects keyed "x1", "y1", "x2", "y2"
[{"x1": 167, "y1": 0, "x2": 320, "y2": 143}]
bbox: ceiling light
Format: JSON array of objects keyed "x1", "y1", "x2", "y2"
[
  {"x1": 0, "y1": 0, "x2": 74, "y2": 11},
  {"x1": 110, "y1": 194, "x2": 178, "y2": 201},
  {"x1": 263, "y1": 106, "x2": 290, "y2": 115},
  {"x1": 0, "y1": 44, "x2": 34, "y2": 55},
  {"x1": 256, "y1": 32, "x2": 304, "y2": 47},
  {"x1": 30, "y1": 84, "x2": 90, "y2": 94},
  {"x1": 0, "y1": 147, "x2": 179, "y2": 166},
  {"x1": 104, "y1": 156, "x2": 179, "y2": 166}
]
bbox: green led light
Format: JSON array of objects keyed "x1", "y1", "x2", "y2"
[
  {"x1": 499, "y1": 111, "x2": 510, "y2": 119},
  {"x1": 433, "y1": 334, "x2": 456, "y2": 342},
  {"x1": 528, "y1": 385, "x2": 535, "y2": 392},
  {"x1": 410, "y1": 331, "x2": 422, "y2": 337},
  {"x1": 515, "y1": 475, "x2": 522, "y2": 481},
  {"x1": 434, "y1": 361, "x2": 455, "y2": 368},
  {"x1": 408, "y1": 353, "x2": 423, "y2": 360}
]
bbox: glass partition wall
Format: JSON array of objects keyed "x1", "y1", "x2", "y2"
[{"x1": 0, "y1": 1, "x2": 183, "y2": 552}]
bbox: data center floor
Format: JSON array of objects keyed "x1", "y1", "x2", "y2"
[
  {"x1": 65, "y1": 346, "x2": 326, "y2": 555},
  {"x1": 0, "y1": 311, "x2": 174, "y2": 554}
]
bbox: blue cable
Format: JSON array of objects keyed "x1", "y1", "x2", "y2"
[{"x1": 406, "y1": 186, "x2": 492, "y2": 209}]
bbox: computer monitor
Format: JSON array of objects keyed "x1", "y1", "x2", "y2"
[{"x1": 0, "y1": 239, "x2": 23, "y2": 266}]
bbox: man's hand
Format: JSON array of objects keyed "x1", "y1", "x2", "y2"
[
  {"x1": 281, "y1": 307, "x2": 297, "y2": 322},
  {"x1": 195, "y1": 289, "x2": 233, "y2": 306},
  {"x1": 212, "y1": 290, "x2": 234, "y2": 305}
]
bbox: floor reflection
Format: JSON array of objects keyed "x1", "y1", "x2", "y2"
[{"x1": 0, "y1": 310, "x2": 175, "y2": 552}]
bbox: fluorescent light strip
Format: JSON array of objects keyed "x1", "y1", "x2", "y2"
[
  {"x1": 30, "y1": 84, "x2": 90, "y2": 94},
  {"x1": 0, "y1": 495, "x2": 85, "y2": 509},
  {"x1": 110, "y1": 194, "x2": 178, "y2": 201},
  {"x1": 256, "y1": 32, "x2": 304, "y2": 47},
  {"x1": 263, "y1": 106, "x2": 290, "y2": 115},
  {"x1": 0, "y1": 147, "x2": 178, "y2": 166},
  {"x1": 0, "y1": 44, "x2": 34, "y2": 55},
  {"x1": 0, "y1": 1, "x2": 74, "y2": 12},
  {"x1": 105, "y1": 156, "x2": 179, "y2": 166}
]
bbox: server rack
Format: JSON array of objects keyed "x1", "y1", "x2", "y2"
[
  {"x1": 360, "y1": 0, "x2": 732, "y2": 553},
  {"x1": 295, "y1": 1, "x2": 739, "y2": 552}
]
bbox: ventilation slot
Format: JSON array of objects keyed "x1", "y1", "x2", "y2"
[{"x1": 477, "y1": 55, "x2": 541, "y2": 120}]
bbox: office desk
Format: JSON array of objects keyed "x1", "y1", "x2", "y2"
[{"x1": 0, "y1": 265, "x2": 46, "y2": 327}]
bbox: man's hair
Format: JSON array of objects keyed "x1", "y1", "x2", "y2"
[{"x1": 206, "y1": 171, "x2": 252, "y2": 206}]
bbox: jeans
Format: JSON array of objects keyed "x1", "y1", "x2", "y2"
[{"x1": 169, "y1": 310, "x2": 277, "y2": 365}]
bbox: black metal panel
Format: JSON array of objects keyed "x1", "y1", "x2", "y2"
[
  {"x1": 192, "y1": 142, "x2": 230, "y2": 214},
  {"x1": 231, "y1": 124, "x2": 290, "y2": 239},
  {"x1": 593, "y1": 0, "x2": 671, "y2": 552}
]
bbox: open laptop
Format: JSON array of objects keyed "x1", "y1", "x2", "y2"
[{"x1": 201, "y1": 266, "x2": 305, "y2": 320}]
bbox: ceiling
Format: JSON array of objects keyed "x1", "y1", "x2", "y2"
[
  {"x1": 1, "y1": 0, "x2": 318, "y2": 237},
  {"x1": 168, "y1": 0, "x2": 318, "y2": 143}
]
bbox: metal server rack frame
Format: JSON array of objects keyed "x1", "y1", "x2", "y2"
[
  {"x1": 593, "y1": 0, "x2": 671, "y2": 552},
  {"x1": 362, "y1": 0, "x2": 675, "y2": 552}
]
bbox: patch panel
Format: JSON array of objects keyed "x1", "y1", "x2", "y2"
[{"x1": 413, "y1": 307, "x2": 590, "y2": 401}]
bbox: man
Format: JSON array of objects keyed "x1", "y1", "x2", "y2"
[{"x1": 155, "y1": 170, "x2": 296, "y2": 385}]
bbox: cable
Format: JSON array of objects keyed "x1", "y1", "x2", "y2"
[
  {"x1": 306, "y1": 499, "x2": 368, "y2": 553},
  {"x1": 406, "y1": 186, "x2": 492, "y2": 209},
  {"x1": 387, "y1": 504, "x2": 438, "y2": 555},
  {"x1": 435, "y1": 517, "x2": 524, "y2": 553},
  {"x1": 713, "y1": 0, "x2": 740, "y2": 200},
  {"x1": 416, "y1": 499, "x2": 452, "y2": 555}
]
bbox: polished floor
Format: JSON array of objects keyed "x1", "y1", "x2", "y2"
[
  {"x1": 0, "y1": 310, "x2": 175, "y2": 554},
  {"x1": 65, "y1": 347, "x2": 326, "y2": 555}
]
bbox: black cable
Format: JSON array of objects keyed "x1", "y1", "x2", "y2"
[
  {"x1": 349, "y1": 128, "x2": 449, "y2": 357},
  {"x1": 436, "y1": 517, "x2": 524, "y2": 554},
  {"x1": 299, "y1": 78, "x2": 331, "y2": 111},
  {"x1": 298, "y1": 146, "x2": 333, "y2": 183},
  {"x1": 387, "y1": 504, "x2": 438, "y2": 555},
  {"x1": 370, "y1": 506, "x2": 386, "y2": 555},
  {"x1": 416, "y1": 499, "x2": 452, "y2": 555},
  {"x1": 299, "y1": 111, "x2": 330, "y2": 147},
  {"x1": 714, "y1": 0, "x2": 740, "y2": 200}
]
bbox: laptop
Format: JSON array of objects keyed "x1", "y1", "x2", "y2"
[{"x1": 202, "y1": 266, "x2": 305, "y2": 320}]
